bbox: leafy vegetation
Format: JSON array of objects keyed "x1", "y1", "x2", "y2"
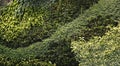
[
  {"x1": 72, "y1": 24, "x2": 120, "y2": 66},
  {"x1": 0, "y1": 55, "x2": 56, "y2": 66},
  {"x1": 0, "y1": 0, "x2": 120, "y2": 66},
  {"x1": 0, "y1": 0, "x2": 97, "y2": 48}
]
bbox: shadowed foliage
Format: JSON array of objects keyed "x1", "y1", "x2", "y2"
[{"x1": 0, "y1": 0, "x2": 120, "y2": 66}]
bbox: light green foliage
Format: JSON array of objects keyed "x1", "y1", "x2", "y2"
[
  {"x1": 0, "y1": 0, "x2": 51, "y2": 48},
  {"x1": 0, "y1": 0, "x2": 119, "y2": 66},
  {"x1": 72, "y1": 24, "x2": 120, "y2": 66},
  {"x1": 0, "y1": 0, "x2": 96, "y2": 48}
]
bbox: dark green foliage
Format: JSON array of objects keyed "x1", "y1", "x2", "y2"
[
  {"x1": 0, "y1": 55, "x2": 55, "y2": 66},
  {"x1": 0, "y1": 0, "x2": 97, "y2": 48},
  {"x1": 71, "y1": 0, "x2": 120, "y2": 65},
  {"x1": 82, "y1": 14, "x2": 118, "y2": 40},
  {"x1": 0, "y1": 0, "x2": 50, "y2": 48},
  {"x1": 48, "y1": 0, "x2": 99, "y2": 25},
  {"x1": 0, "y1": 0, "x2": 120, "y2": 66}
]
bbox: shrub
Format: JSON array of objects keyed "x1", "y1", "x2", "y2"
[
  {"x1": 0, "y1": 0, "x2": 52, "y2": 48},
  {"x1": 72, "y1": 24, "x2": 120, "y2": 66},
  {"x1": 0, "y1": 0, "x2": 98, "y2": 48},
  {"x1": 0, "y1": 55, "x2": 55, "y2": 66},
  {"x1": 0, "y1": 0, "x2": 119, "y2": 66}
]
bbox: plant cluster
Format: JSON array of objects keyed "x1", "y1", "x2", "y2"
[{"x1": 0, "y1": 0, "x2": 120, "y2": 66}]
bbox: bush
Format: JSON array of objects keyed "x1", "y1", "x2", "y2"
[
  {"x1": 17, "y1": 60, "x2": 55, "y2": 66},
  {"x1": 0, "y1": 0, "x2": 52, "y2": 48},
  {"x1": 0, "y1": 55, "x2": 55, "y2": 66},
  {"x1": 72, "y1": 24, "x2": 120, "y2": 66},
  {"x1": 0, "y1": 0, "x2": 119, "y2": 66},
  {"x1": 0, "y1": 0, "x2": 98, "y2": 48}
]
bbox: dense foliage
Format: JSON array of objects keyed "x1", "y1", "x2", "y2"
[
  {"x1": 0, "y1": 0, "x2": 97, "y2": 48},
  {"x1": 0, "y1": 55, "x2": 56, "y2": 66},
  {"x1": 0, "y1": 0, "x2": 120, "y2": 66},
  {"x1": 72, "y1": 24, "x2": 120, "y2": 66},
  {"x1": 0, "y1": 0, "x2": 50, "y2": 48}
]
